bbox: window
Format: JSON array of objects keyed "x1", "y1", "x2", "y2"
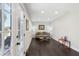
[
  {"x1": 4, "y1": 4, "x2": 10, "y2": 13},
  {"x1": 0, "y1": 9, "x2": 2, "y2": 31},
  {"x1": 4, "y1": 32, "x2": 11, "y2": 49},
  {"x1": 3, "y1": 10, "x2": 11, "y2": 30},
  {"x1": 0, "y1": 4, "x2": 2, "y2": 9},
  {"x1": 0, "y1": 33, "x2": 1, "y2": 50},
  {"x1": 0, "y1": 3, "x2": 12, "y2": 54},
  {"x1": 0, "y1": 4, "x2": 2, "y2": 50},
  {"x1": 3, "y1": 4, "x2": 12, "y2": 51}
]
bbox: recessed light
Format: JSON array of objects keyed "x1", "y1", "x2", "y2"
[
  {"x1": 55, "y1": 10, "x2": 59, "y2": 15},
  {"x1": 41, "y1": 10, "x2": 45, "y2": 14},
  {"x1": 48, "y1": 18, "x2": 50, "y2": 20}
]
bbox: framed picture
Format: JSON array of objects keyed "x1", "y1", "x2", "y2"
[
  {"x1": 39, "y1": 25, "x2": 45, "y2": 30},
  {"x1": 26, "y1": 19, "x2": 29, "y2": 31}
]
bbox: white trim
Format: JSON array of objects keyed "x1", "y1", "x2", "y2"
[
  {"x1": 10, "y1": 3, "x2": 14, "y2": 56},
  {"x1": 1, "y1": 4, "x2": 4, "y2": 55}
]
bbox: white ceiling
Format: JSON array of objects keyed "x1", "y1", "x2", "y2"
[{"x1": 23, "y1": 3, "x2": 79, "y2": 23}]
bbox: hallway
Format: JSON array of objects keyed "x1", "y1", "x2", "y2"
[
  {"x1": 26, "y1": 38, "x2": 79, "y2": 56},
  {"x1": 0, "y1": 3, "x2": 79, "y2": 56}
]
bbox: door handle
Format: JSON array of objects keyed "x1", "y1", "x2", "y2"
[
  {"x1": 24, "y1": 33, "x2": 25, "y2": 36},
  {"x1": 16, "y1": 42, "x2": 20, "y2": 45},
  {"x1": 16, "y1": 35, "x2": 19, "y2": 38}
]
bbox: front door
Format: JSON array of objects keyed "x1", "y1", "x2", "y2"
[{"x1": 16, "y1": 11, "x2": 25, "y2": 56}]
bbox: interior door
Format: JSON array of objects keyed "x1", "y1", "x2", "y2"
[{"x1": 16, "y1": 11, "x2": 25, "y2": 56}]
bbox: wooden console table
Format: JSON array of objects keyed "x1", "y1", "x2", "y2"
[{"x1": 58, "y1": 37, "x2": 71, "y2": 52}]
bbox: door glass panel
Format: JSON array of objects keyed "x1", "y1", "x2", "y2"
[
  {"x1": 0, "y1": 9, "x2": 2, "y2": 31},
  {"x1": 3, "y1": 3, "x2": 11, "y2": 51},
  {"x1": 0, "y1": 33, "x2": 2, "y2": 49},
  {"x1": 18, "y1": 18, "x2": 20, "y2": 39},
  {"x1": 4, "y1": 4, "x2": 10, "y2": 13},
  {"x1": 20, "y1": 17, "x2": 24, "y2": 41},
  {"x1": 0, "y1": 4, "x2": 1, "y2": 9},
  {"x1": 4, "y1": 32, "x2": 11, "y2": 50},
  {"x1": 3, "y1": 11, "x2": 11, "y2": 31}
]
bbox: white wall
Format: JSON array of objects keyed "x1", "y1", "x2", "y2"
[
  {"x1": 24, "y1": 7, "x2": 33, "y2": 53},
  {"x1": 52, "y1": 12, "x2": 79, "y2": 52},
  {"x1": 24, "y1": 18, "x2": 32, "y2": 52}
]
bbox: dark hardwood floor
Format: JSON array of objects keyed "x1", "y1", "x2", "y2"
[{"x1": 26, "y1": 38, "x2": 79, "y2": 56}]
